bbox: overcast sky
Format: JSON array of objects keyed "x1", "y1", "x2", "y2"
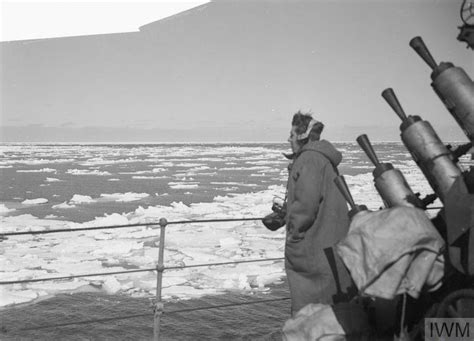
[{"x1": 1, "y1": 0, "x2": 473, "y2": 142}]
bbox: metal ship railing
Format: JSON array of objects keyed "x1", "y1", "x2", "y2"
[{"x1": 0, "y1": 216, "x2": 291, "y2": 340}]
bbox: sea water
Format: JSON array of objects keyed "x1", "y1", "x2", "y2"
[{"x1": 0, "y1": 142, "x2": 471, "y2": 340}]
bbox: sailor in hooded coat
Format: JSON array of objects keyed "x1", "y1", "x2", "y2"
[{"x1": 285, "y1": 119, "x2": 353, "y2": 314}]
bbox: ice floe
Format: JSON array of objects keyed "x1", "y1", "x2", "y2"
[
  {"x1": 45, "y1": 177, "x2": 62, "y2": 182},
  {"x1": 66, "y1": 169, "x2": 112, "y2": 176},
  {"x1": 70, "y1": 194, "x2": 95, "y2": 204},
  {"x1": 21, "y1": 198, "x2": 48, "y2": 205},
  {"x1": 17, "y1": 168, "x2": 57, "y2": 173},
  {"x1": 0, "y1": 204, "x2": 14, "y2": 215},
  {"x1": 100, "y1": 192, "x2": 150, "y2": 202},
  {"x1": 168, "y1": 182, "x2": 199, "y2": 189}
]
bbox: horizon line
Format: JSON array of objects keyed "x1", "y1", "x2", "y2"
[{"x1": 0, "y1": 140, "x2": 409, "y2": 144}]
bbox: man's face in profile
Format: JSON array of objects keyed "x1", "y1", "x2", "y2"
[{"x1": 288, "y1": 126, "x2": 301, "y2": 154}]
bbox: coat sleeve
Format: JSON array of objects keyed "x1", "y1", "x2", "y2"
[{"x1": 287, "y1": 154, "x2": 326, "y2": 238}]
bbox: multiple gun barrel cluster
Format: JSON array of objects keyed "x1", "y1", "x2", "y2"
[{"x1": 335, "y1": 36, "x2": 474, "y2": 277}]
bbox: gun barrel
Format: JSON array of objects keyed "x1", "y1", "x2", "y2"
[
  {"x1": 382, "y1": 88, "x2": 408, "y2": 122},
  {"x1": 357, "y1": 134, "x2": 381, "y2": 167},
  {"x1": 334, "y1": 175, "x2": 357, "y2": 209},
  {"x1": 409, "y1": 36, "x2": 437, "y2": 70}
]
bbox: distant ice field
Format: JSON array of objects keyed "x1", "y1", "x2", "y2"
[
  {"x1": 1, "y1": 142, "x2": 435, "y2": 221},
  {"x1": 0, "y1": 142, "x2": 472, "y2": 307},
  {"x1": 1, "y1": 143, "x2": 291, "y2": 222}
]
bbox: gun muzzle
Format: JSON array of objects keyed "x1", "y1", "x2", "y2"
[
  {"x1": 356, "y1": 134, "x2": 381, "y2": 167},
  {"x1": 382, "y1": 88, "x2": 408, "y2": 122},
  {"x1": 409, "y1": 36, "x2": 438, "y2": 71},
  {"x1": 334, "y1": 175, "x2": 368, "y2": 219},
  {"x1": 382, "y1": 88, "x2": 422, "y2": 132}
]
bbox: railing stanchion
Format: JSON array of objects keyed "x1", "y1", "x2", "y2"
[{"x1": 154, "y1": 217, "x2": 167, "y2": 341}]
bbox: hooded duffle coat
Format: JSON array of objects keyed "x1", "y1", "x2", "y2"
[{"x1": 285, "y1": 139, "x2": 353, "y2": 314}]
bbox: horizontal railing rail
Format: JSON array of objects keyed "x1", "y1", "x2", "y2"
[
  {"x1": 0, "y1": 217, "x2": 265, "y2": 237},
  {"x1": 0, "y1": 257, "x2": 284, "y2": 285},
  {"x1": 0, "y1": 206, "x2": 443, "y2": 238},
  {"x1": 0, "y1": 268, "x2": 157, "y2": 285}
]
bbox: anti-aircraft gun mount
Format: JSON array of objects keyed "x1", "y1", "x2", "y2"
[
  {"x1": 356, "y1": 134, "x2": 429, "y2": 209},
  {"x1": 407, "y1": 34, "x2": 474, "y2": 279},
  {"x1": 329, "y1": 14, "x2": 474, "y2": 340},
  {"x1": 382, "y1": 87, "x2": 474, "y2": 276}
]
